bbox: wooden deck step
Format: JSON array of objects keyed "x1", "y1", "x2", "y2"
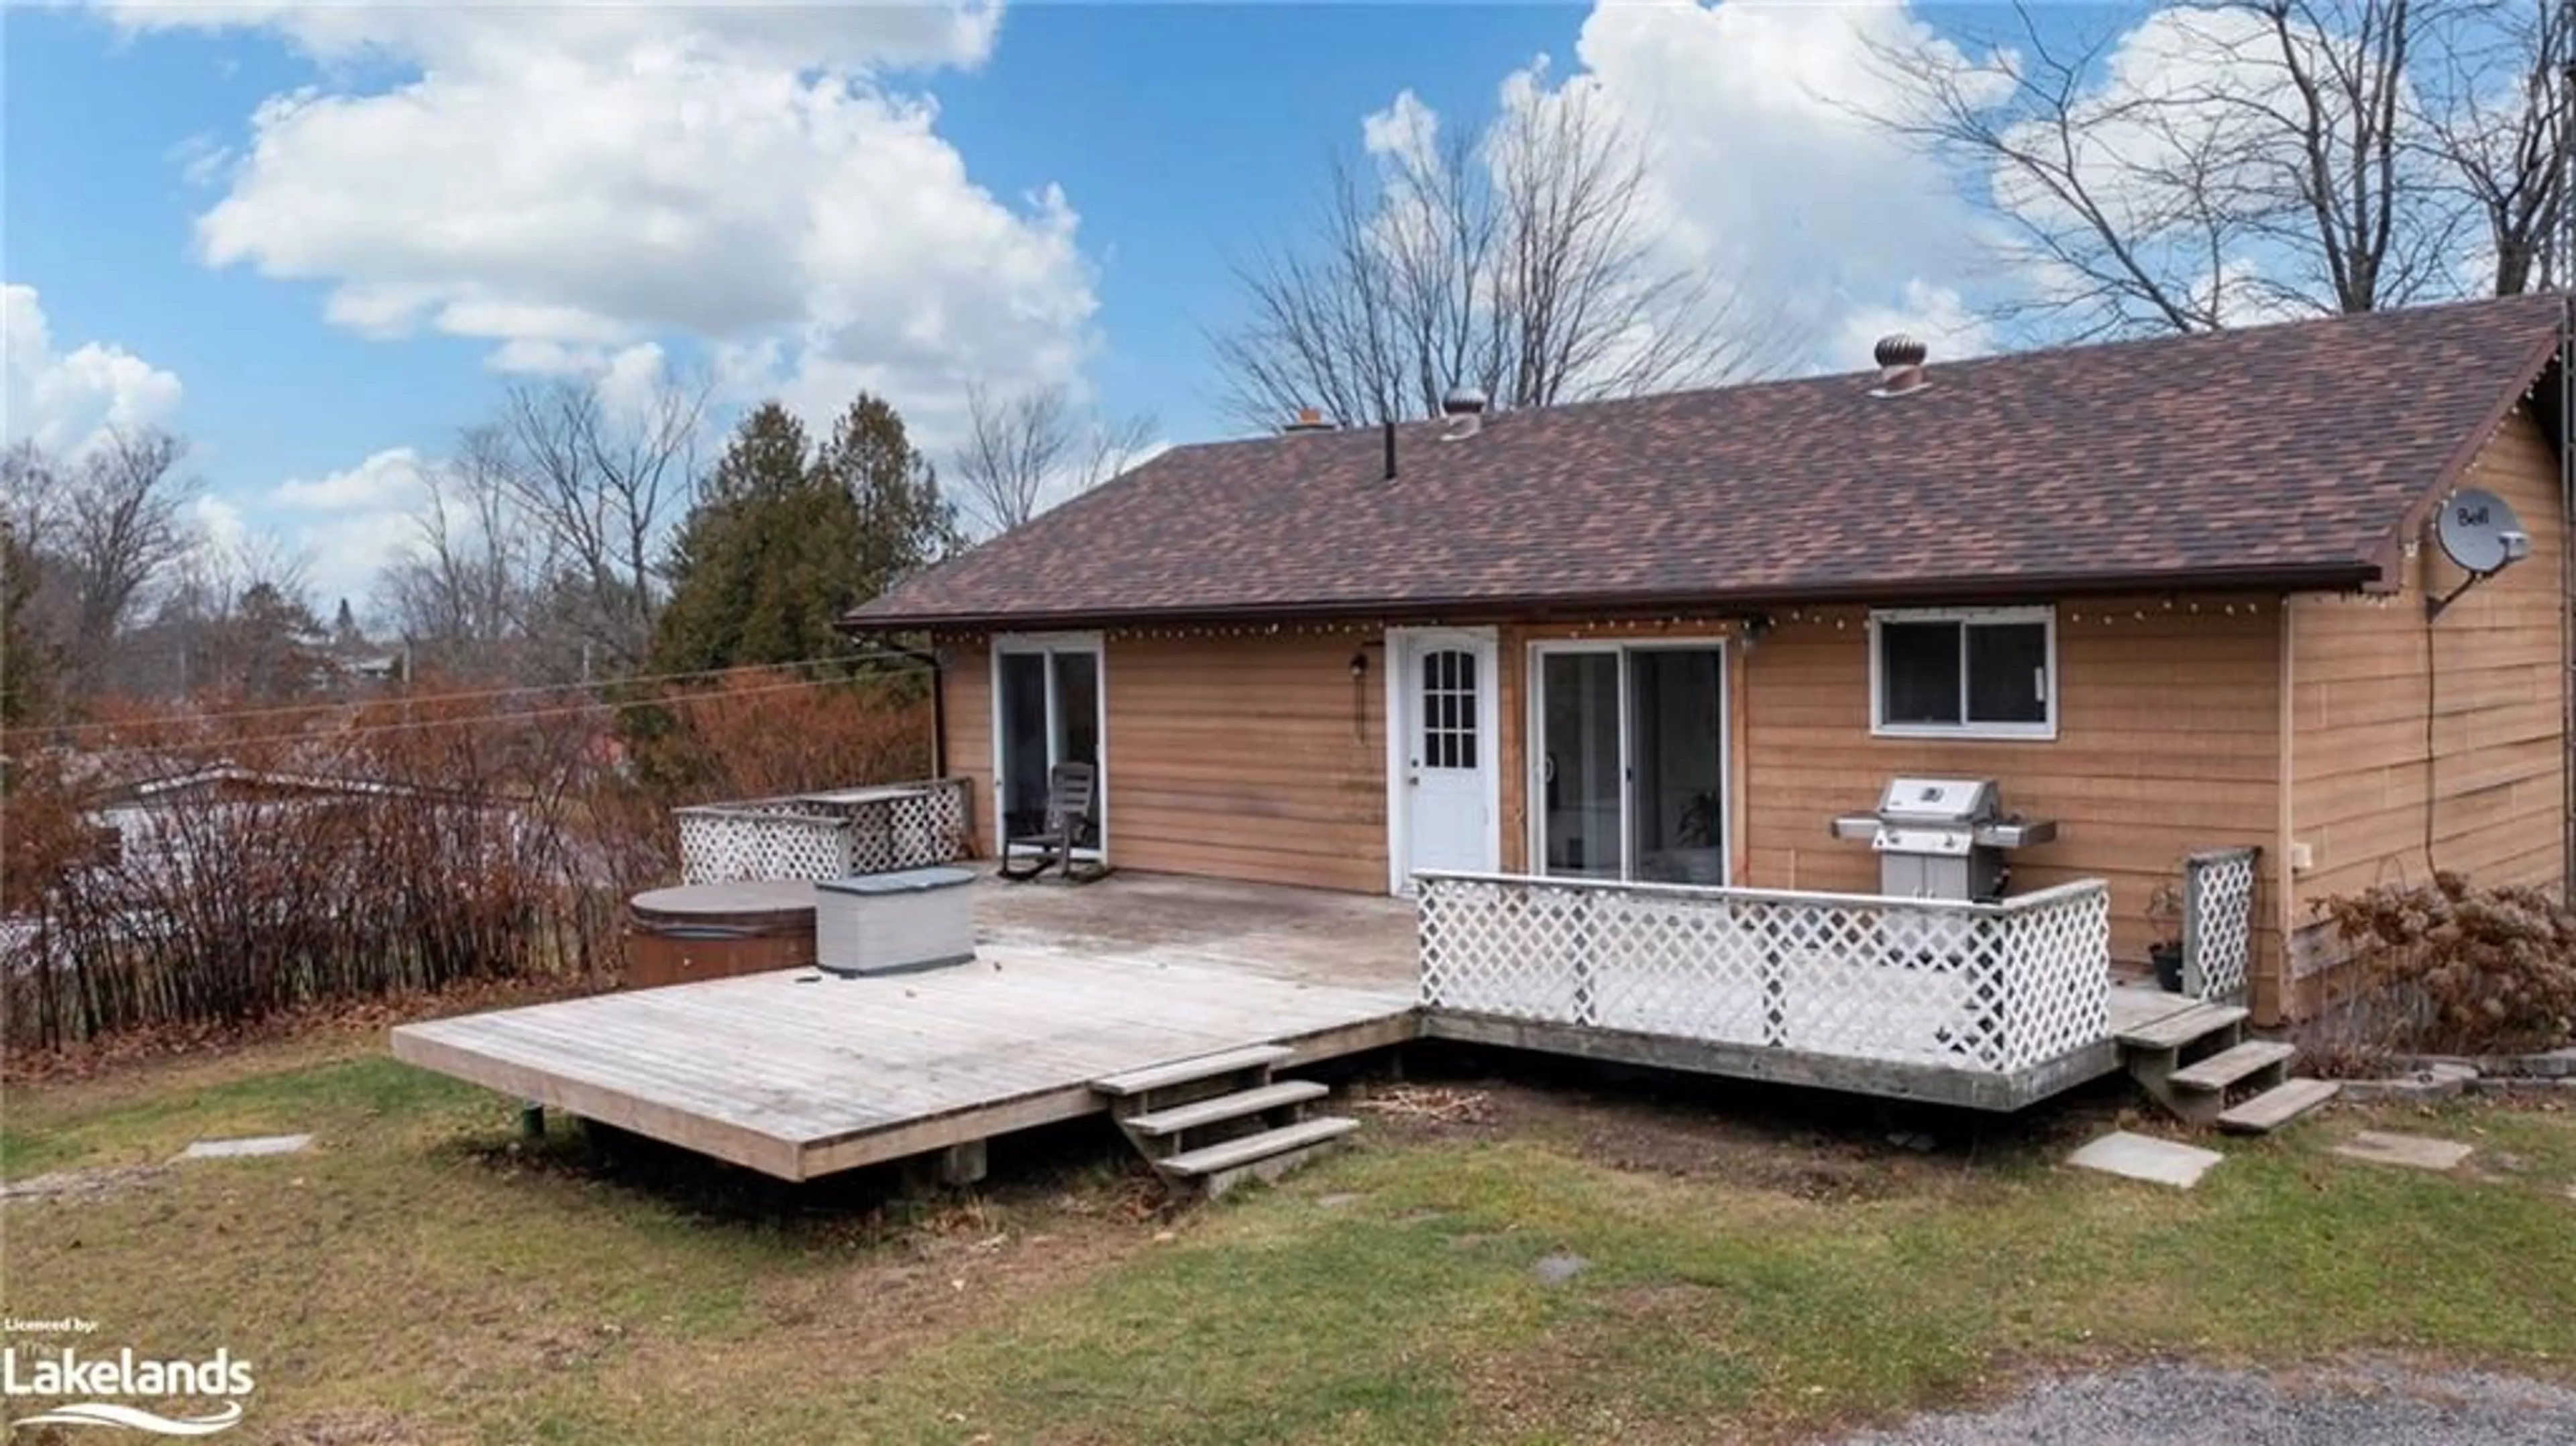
[
  {"x1": 1093, "y1": 1044, "x2": 1295, "y2": 1097},
  {"x1": 2218, "y1": 1078, "x2": 2341, "y2": 1134},
  {"x1": 1124, "y1": 1080, "x2": 1330, "y2": 1137},
  {"x1": 1161, "y1": 1115, "x2": 1358, "y2": 1179},
  {"x1": 2169, "y1": 1040, "x2": 2297, "y2": 1093},
  {"x1": 2116, "y1": 1003, "x2": 2249, "y2": 1052}
]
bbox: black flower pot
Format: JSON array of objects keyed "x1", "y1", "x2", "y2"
[{"x1": 2149, "y1": 942, "x2": 2184, "y2": 993}]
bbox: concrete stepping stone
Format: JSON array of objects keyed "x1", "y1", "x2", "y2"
[
  {"x1": 2332, "y1": 1130, "x2": 2473, "y2": 1172},
  {"x1": 1, "y1": 1165, "x2": 168, "y2": 1204},
  {"x1": 2068, "y1": 1130, "x2": 2224, "y2": 1188},
  {"x1": 175, "y1": 1133, "x2": 313, "y2": 1161},
  {"x1": 1532, "y1": 1251, "x2": 1589, "y2": 1284}
]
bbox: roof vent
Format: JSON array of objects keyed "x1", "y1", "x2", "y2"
[
  {"x1": 1281, "y1": 406, "x2": 1334, "y2": 434},
  {"x1": 1439, "y1": 386, "x2": 1487, "y2": 441},
  {"x1": 1870, "y1": 334, "x2": 1929, "y2": 397}
]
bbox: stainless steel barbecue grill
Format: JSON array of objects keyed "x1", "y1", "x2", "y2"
[{"x1": 1829, "y1": 776, "x2": 2057, "y2": 902}]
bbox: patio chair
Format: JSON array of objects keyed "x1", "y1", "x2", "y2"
[{"x1": 999, "y1": 761, "x2": 1110, "y2": 883}]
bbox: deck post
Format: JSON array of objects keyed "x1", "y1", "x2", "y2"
[
  {"x1": 518, "y1": 1102, "x2": 545, "y2": 1140},
  {"x1": 901, "y1": 1139, "x2": 989, "y2": 1192},
  {"x1": 939, "y1": 1139, "x2": 989, "y2": 1186}
]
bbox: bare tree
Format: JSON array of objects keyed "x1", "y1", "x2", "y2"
[
  {"x1": 491, "y1": 372, "x2": 709, "y2": 672},
  {"x1": 0, "y1": 443, "x2": 75, "y2": 669},
  {"x1": 1082, "y1": 411, "x2": 1159, "y2": 495},
  {"x1": 951, "y1": 381, "x2": 1158, "y2": 535},
  {"x1": 0, "y1": 430, "x2": 197, "y2": 696},
  {"x1": 1863, "y1": 1, "x2": 2557, "y2": 339},
  {"x1": 133, "y1": 526, "x2": 320, "y2": 699},
  {"x1": 60, "y1": 430, "x2": 195, "y2": 653},
  {"x1": 1212, "y1": 83, "x2": 1793, "y2": 431},
  {"x1": 2420, "y1": 0, "x2": 2573, "y2": 295},
  {"x1": 379, "y1": 425, "x2": 537, "y2": 669}
]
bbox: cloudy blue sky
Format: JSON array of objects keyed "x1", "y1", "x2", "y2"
[{"x1": 5, "y1": 2, "x2": 2098, "y2": 611}]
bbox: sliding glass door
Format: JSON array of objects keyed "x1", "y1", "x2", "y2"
[
  {"x1": 1538, "y1": 652, "x2": 1622, "y2": 878},
  {"x1": 1532, "y1": 643, "x2": 1725, "y2": 885},
  {"x1": 994, "y1": 636, "x2": 1104, "y2": 854}
]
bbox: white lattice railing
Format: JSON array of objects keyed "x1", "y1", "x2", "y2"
[
  {"x1": 675, "y1": 779, "x2": 972, "y2": 885},
  {"x1": 2182, "y1": 846, "x2": 2258, "y2": 1002},
  {"x1": 1417, "y1": 872, "x2": 2112, "y2": 1075}
]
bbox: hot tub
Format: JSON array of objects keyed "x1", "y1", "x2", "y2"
[
  {"x1": 626, "y1": 880, "x2": 818, "y2": 988},
  {"x1": 814, "y1": 865, "x2": 978, "y2": 977}
]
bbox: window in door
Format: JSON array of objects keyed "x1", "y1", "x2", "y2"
[
  {"x1": 1419, "y1": 649, "x2": 1479, "y2": 769},
  {"x1": 994, "y1": 637, "x2": 1104, "y2": 852},
  {"x1": 1532, "y1": 643, "x2": 1726, "y2": 885}
]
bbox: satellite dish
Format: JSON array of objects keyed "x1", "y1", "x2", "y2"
[{"x1": 2432, "y1": 488, "x2": 2530, "y2": 575}]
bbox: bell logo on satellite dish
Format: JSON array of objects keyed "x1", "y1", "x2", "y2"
[
  {"x1": 2435, "y1": 488, "x2": 2530, "y2": 573},
  {"x1": 2426, "y1": 486, "x2": 2530, "y2": 619}
]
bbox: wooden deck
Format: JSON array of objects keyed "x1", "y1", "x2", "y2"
[
  {"x1": 391, "y1": 873, "x2": 1418, "y2": 1180},
  {"x1": 391, "y1": 871, "x2": 2237, "y2": 1178}
]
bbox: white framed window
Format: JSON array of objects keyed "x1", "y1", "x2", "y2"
[{"x1": 1869, "y1": 606, "x2": 2057, "y2": 740}]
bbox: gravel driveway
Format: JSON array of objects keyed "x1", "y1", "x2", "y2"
[{"x1": 1835, "y1": 1359, "x2": 2576, "y2": 1445}]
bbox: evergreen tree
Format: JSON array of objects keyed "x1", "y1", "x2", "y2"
[
  {"x1": 652, "y1": 393, "x2": 961, "y2": 678},
  {"x1": 699, "y1": 400, "x2": 812, "y2": 508},
  {"x1": 1, "y1": 519, "x2": 59, "y2": 729},
  {"x1": 218, "y1": 581, "x2": 331, "y2": 703},
  {"x1": 653, "y1": 404, "x2": 847, "y2": 675},
  {"x1": 812, "y1": 393, "x2": 962, "y2": 602},
  {"x1": 331, "y1": 596, "x2": 364, "y2": 650}
]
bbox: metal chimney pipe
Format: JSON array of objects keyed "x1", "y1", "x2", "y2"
[{"x1": 1383, "y1": 419, "x2": 1397, "y2": 481}]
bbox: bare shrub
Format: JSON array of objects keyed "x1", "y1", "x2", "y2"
[
  {"x1": 1, "y1": 665, "x2": 932, "y2": 1054},
  {"x1": 637, "y1": 670, "x2": 930, "y2": 803},
  {"x1": 2305, "y1": 872, "x2": 2576, "y2": 1066}
]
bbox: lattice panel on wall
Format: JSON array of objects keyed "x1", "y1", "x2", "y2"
[
  {"x1": 2182, "y1": 846, "x2": 2258, "y2": 1003},
  {"x1": 676, "y1": 779, "x2": 972, "y2": 885},
  {"x1": 1419, "y1": 873, "x2": 2110, "y2": 1074}
]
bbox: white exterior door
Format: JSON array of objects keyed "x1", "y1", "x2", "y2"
[{"x1": 1391, "y1": 628, "x2": 1498, "y2": 890}]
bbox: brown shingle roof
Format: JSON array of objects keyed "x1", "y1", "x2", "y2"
[{"x1": 853, "y1": 293, "x2": 2565, "y2": 630}]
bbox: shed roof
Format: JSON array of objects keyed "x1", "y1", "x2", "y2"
[{"x1": 851, "y1": 292, "x2": 2566, "y2": 630}]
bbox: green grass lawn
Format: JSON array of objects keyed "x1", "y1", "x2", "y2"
[{"x1": 4, "y1": 1041, "x2": 2573, "y2": 1445}]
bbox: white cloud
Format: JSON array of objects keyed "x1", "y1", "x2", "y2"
[
  {"x1": 1363, "y1": 89, "x2": 1441, "y2": 170},
  {"x1": 1365, "y1": 3, "x2": 2008, "y2": 382},
  {"x1": 118, "y1": 0, "x2": 1091, "y2": 452},
  {"x1": 266, "y1": 445, "x2": 427, "y2": 512},
  {"x1": 594, "y1": 344, "x2": 676, "y2": 434},
  {"x1": 258, "y1": 446, "x2": 433, "y2": 607},
  {"x1": 104, "y1": 2, "x2": 1004, "y2": 74},
  {"x1": 294, "y1": 506, "x2": 429, "y2": 612},
  {"x1": 3, "y1": 284, "x2": 186, "y2": 457},
  {"x1": 1835, "y1": 279, "x2": 1995, "y2": 369},
  {"x1": 190, "y1": 492, "x2": 248, "y2": 557},
  {"x1": 1430, "y1": 0, "x2": 2416, "y2": 372}
]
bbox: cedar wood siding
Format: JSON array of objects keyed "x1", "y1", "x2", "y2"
[
  {"x1": 944, "y1": 609, "x2": 2290, "y2": 995},
  {"x1": 1725, "y1": 596, "x2": 2288, "y2": 1013},
  {"x1": 2287, "y1": 403, "x2": 2568, "y2": 1006},
  {"x1": 940, "y1": 636, "x2": 995, "y2": 857},
  {"x1": 934, "y1": 630, "x2": 1389, "y2": 891}
]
